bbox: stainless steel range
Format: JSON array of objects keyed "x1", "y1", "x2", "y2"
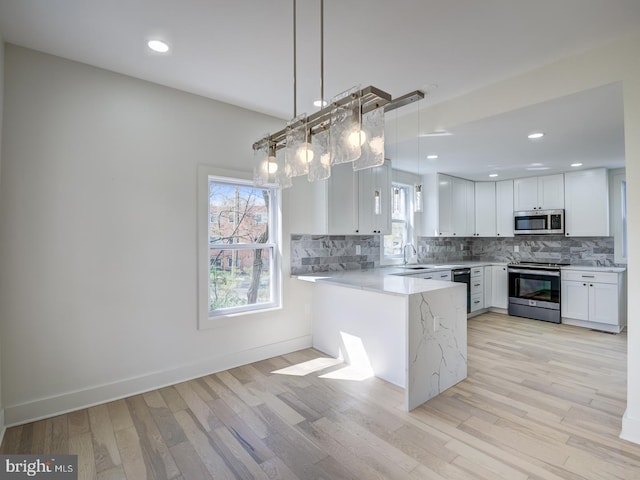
[{"x1": 507, "y1": 261, "x2": 570, "y2": 323}]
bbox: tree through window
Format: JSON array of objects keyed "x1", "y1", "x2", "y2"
[{"x1": 207, "y1": 177, "x2": 279, "y2": 315}]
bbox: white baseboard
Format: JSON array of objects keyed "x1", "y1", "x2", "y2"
[
  {"x1": 4, "y1": 335, "x2": 312, "y2": 427},
  {"x1": 0, "y1": 408, "x2": 5, "y2": 447},
  {"x1": 621, "y1": 409, "x2": 640, "y2": 445},
  {"x1": 561, "y1": 317, "x2": 623, "y2": 333}
]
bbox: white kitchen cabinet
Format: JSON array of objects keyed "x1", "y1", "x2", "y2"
[
  {"x1": 496, "y1": 180, "x2": 514, "y2": 237},
  {"x1": 561, "y1": 268, "x2": 626, "y2": 333},
  {"x1": 491, "y1": 265, "x2": 508, "y2": 309},
  {"x1": 327, "y1": 160, "x2": 391, "y2": 234},
  {"x1": 484, "y1": 266, "x2": 493, "y2": 307},
  {"x1": 421, "y1": 173, "x2": 474, "y2": 237},
  {"x1": 474, "y1": 182, "x2": 496, "y2": 237},
  {"x1": 564, "y1": 168, "x2": 609, "y2": 237},
  {"x1": 470, "y1": 266, "x2": 484, "y2": 312},
  {"x1": 453, "y1": 177, "x2": 475, "y2": 237},
  {"x1": 358, "y1": 160, "x2": 391, "y2": 234},
  {"x1": 437, "y1": 174, "x2": 454, "y2": 236},
  {"x1": 514, "y1": 174, "x2": 564, "y2": 211},
  {"x1": 327, "y1": 162, "x2": 358, "y2": 233}
]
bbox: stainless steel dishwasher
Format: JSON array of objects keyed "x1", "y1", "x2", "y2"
[{"x1": 452, "y1": 268, "x2": 471, "y2": 313}]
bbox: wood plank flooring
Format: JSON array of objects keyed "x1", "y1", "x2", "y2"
[{"x1": 2, "y1": 312, "x2": 639, "y2": 479}]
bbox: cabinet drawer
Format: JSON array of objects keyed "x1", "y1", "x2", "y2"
[
  {"x1": 435, "y1": 271, "x2": 452, "y2": 281},
  {"x1": 562, "y1": 270, "x2": 617, "y2": 284},
  {"x1": 471, "y1": 267, "x2": 484, "y2": 277},
  {"x1": 471, "y1": 279, "x2": 483, "y2": 295},
  {"x1": 470, "y1": 292, "x2": 484, "y2": 312}
]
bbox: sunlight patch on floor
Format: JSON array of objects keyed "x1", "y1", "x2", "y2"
[{"x1": 271, "y1": 356, "x2": 343, "y2": 376}]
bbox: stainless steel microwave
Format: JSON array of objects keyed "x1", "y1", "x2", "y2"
[{"x1": 514, "y1": 209, "x2": 564, "y2": 235}]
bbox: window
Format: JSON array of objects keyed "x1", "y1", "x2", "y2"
[
  {"x1": 383, "y1": 184, "x2": 410, "y2": 260},
  {"x1": 198, "y1": 166, "x2": 281, "y2": 326}
]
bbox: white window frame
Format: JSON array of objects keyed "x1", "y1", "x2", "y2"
[
  {"x1": 197, "y1": 165, "x2": 282, "y2": 329},
  {"x1": 381, "y1": 182, "x2": 414, "y2": 265}
]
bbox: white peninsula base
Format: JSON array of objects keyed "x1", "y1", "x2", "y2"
[{"x1": 310, "y1": 277, "x2": 467, "y2": 411}]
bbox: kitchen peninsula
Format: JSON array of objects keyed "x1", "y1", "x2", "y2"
[{"x1": 298, "y1": 270, "x2": 467, "y2": 411}]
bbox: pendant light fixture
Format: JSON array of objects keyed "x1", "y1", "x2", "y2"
[
  {"x1": 253, "y1": 1, "x2": 427, "y2": 189},
  {"x1": 254, "y1": 0, "x2": 392, "y2": 188}
]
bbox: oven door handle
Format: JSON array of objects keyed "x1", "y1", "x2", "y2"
[{"x1": 508, "y1": 268, "x2": 560, "y2": 277}]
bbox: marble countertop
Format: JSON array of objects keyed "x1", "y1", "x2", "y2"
[
  {"x1": 297, "y1": 270, "x2": 462, "y2": 296},
  {"x1": 561, "y1": 265, "x2": 627, "y2": 273},
  {"x1": 296, "y1": 261, "x2": 625, "y2": 296}
]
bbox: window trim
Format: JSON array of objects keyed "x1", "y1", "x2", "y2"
[
  {"x1": 197, "y1": 165, "x2": 282, "y2": 329},
  {"x1": 381, "y1": 182, "x2": 414, "y2": 265}
]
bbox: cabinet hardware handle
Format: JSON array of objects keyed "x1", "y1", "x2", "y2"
[
  {"x1": 583, "y1": 283, "x2": 587, "y2": 286},
  {"x1": 590, "y1": 284, "x2": 593, "y2": 287},
  {"x1": 581, "y1": 275, "x2": 595, "y2": 278}
]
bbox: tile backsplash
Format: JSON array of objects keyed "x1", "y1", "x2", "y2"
[
  {"x1": 417, "y1": 235, "x2": 617, "y2": 266},
  {"x1": 290, "y1": 234, "x2": 619, "y2": 275},
  {"x1": 290, "y1": 234, "x2": 380, "y2": 275}
]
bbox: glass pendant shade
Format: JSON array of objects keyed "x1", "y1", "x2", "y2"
[
  {"x1": 353, "y1": 106, "x2": 385, "y2": 171},
  {"x1": 253, "y1": 138, "x2": 272, "y2": 186},
  {"x1": 275, "y1": 147, "x2": 292, "y2": 188},
  {"x1": 285, "y1": 114, "x2": 311, "y2": 177},
  {"x1": 308, "y1": 127, "x2": 331, "y2": 181},
  {"x1": 414, "y1": 183, "x2": 423, "y2": 212},
  {"x1": 329, "y1": 87, "x2": 362, "y2": 165}
]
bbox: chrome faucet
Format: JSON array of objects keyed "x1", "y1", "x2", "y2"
[{"x1": 403, "y1": 243, "x2": 417, "y2": 264}]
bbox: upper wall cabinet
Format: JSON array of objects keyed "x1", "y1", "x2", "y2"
[
  {"x1": 358, "y1": 160, "x2": 392, "y2": 234},
  {"x1": 514, "y1": 174, "x2": 564, "y2": 211},
  {"x1": 328, "y1": 160, "x2": 392, "y2": 235},
  {"x1": 496, "y1": 179, "x2": 514, "y2": 237},
  {"x1": 474, "y1": 182, "x2": 496, "y2": 237},
  {"x1": 564, "y1": 168, "x2": 609, "y2": 237},
  {"x1": 422, "y1": 173, "x2": 474, "y2": 237}
]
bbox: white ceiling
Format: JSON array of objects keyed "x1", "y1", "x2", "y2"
[{"x1": 0, "y1": 0, "x2": 637, "y2": 179}]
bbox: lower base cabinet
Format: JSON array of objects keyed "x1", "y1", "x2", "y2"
[
  {"x1": 561, "y1": 269, "x2": 626, "y2": 333},
  {"x1": 491, "y1": 265, "x2": 508, "y2": 309}
]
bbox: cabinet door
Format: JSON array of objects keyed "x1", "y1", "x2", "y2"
[
  {"x1": 357, "y1": 160, "x2": 391, "y2": 235},
  {"x1": 589, "y1": 282, "x2": 619, "y2": 325},
  {"x1": 437, "y1": 174, "x2": 453, "y2": 236},
  {"x1": 452, "y1": 177, "x2": 474, "y2": 236},
  {"x1": 561, "y1": 281, "x2": 589, "y2": 320},
  {"x1": 538, "y1": 174, "x2": 564, "y2": 209},
  {"x1": 564, "y1": 168, "x2": 609, "y2": 237},
  {"x1": 513, "y1": 177, "x2": 539, "y2": 211},
  {"x1": 484, "y1": 266, "x2": 493, "y2": 307},
  {"x1": 474, "y1": 182, "x2": 496, "y2": 236},
  {"x1": 373, "y1": 161, "x2": 392, "y2": 234},
  {"x1": 491, "y1": 266, "x2": 508, "y2": 309},
  {"x1": 496, "y1": 180, "x2": 514, "y2": 237},
  {"x1": 328, "y1": 162, "x2": 359, "y2": 233}
]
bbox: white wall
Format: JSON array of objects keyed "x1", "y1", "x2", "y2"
[
  {"x1": 417, "y1": 33, "x2": 640, "y2": 444},
  {"x1": 0, "y1": 45, "x2": 315, "y2": 425},
  {"x1": 0, "y1": 38, "x2": 5, "y2": 441}
]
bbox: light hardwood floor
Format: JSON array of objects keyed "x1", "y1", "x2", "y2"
[{"x1": 2, "y1": 312, "x2": 639, "y2": 479}]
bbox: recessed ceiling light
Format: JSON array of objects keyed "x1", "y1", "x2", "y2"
[
  {"x1": 489, "y1": 174, "x2": 498, "y2": 178},
  {"x1": 427, "y1": 154, "x2": 438, "y2": 159},
  {"x1": 571, "y1": 163, "x2": 583, "y2": 167},
  {"x1": 148, "y1": 40, "x2": 170, "y2": 53},
  {"x1": 526, "y1": 166, "x2": 550, "y2": 171},
  {"x1": 313, "y1": 99, "x2": 328, "y2": 107},
  {"x1": 530, "y1": 162, "x2": 543, "y2": 167},
  {"x1": 527, "y1": 132, "x2": 544, "y2": 139}
]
